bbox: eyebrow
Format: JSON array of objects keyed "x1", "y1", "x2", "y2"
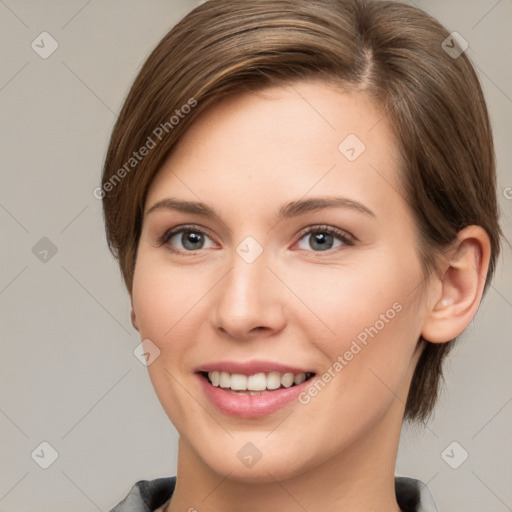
[{"x1": 145, "y1": 196, "x2": 375, "y2": 221}]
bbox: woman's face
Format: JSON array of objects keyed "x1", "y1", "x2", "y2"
[{"x1": 132, "y1": 80, "x2": 431, "y2": 482}]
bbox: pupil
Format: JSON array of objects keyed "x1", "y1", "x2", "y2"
[{"x1": 311, "y1": 232, "x2": 333, "y2": 251}]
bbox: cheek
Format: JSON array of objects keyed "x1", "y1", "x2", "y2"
[
  {"x1": 281, "y1": 252, "x2": 423, "y2": 347},
  {"x1": 131, "y1": 253, "x2": 209, "y2": 341},
  {"x1": 131, "y1": 256, "x2": 208, "y2": 426},
  {"x1": 283, "y1": 253, "x2": 424, "y2": 408}
]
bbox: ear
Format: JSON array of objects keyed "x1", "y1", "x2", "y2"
[
  {"x1": 421, "y1": 226, "x2": 491, "y2": 343},
  {"x1": 130, "y1": 298, "x2": 139, "y2": 332}
]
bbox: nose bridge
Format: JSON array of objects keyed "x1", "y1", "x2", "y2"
[{"x1": 212, "y1": 247, "x2": 285, "y2": 339}]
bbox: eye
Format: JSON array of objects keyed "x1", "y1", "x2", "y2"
[
  {"x1": 159, "y1": 225, "x2": 217, "y2": 252},
  {"x1": 295, "y1": 225, "x2": 354, "y2": 252}
]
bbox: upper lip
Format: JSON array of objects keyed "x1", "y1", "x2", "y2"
[{"x1": 195, "y1": 360, "x2": 314, "y2": 375}]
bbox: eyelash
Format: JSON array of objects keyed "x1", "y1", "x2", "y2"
[{"x1": 158, "y1": 224, "x2": 355, "y2": 256}]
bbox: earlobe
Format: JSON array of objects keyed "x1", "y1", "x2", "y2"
[
  {"x1": 421, "y1": 226, "x2": 491, "y2": 344},
  {"x1": 130, "y1": 303, "x2": 139, "y2": 332}
]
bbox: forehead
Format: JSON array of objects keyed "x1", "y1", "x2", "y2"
[{"x1": 146, "y1": 80, "x2": 404, "y2": 216}]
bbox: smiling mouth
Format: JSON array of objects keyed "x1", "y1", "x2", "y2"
[{"x1": 201, "y1": 371, "x2": 316, "y2": 395}]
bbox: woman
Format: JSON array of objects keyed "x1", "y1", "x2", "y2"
[{"x1": 102, "y1": 0, "x2": 501, "y2": 510}]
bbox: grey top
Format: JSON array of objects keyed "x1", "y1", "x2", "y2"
[{"x1": 109, "y1": 476, "x2": 438, "y2": 511}]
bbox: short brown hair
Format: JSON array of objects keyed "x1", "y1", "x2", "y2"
[{"x1": 101, "y1": 0, "x2": 501, "y2": 422}]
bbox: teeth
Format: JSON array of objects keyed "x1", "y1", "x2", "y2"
[
  {"x1": 281, "y1": 373, "x2": 295, "y2": 388},
  {"x1": 210, "y1": 371, "x2": 220, "y2": 387},
  {"x1": 294, "y1": 373, "x2": 306, "y2": 385},
  {"x1": 247, "y1": 373, "x2": 267, "y2": 391},
  {"x1": 230, "y1": 374, "x2": 247, "y2": 391},
  {"x1": 219, "y1": 371, "x2": 231, "y2": 388},
  {"x1": 267, "y1": 371, "x2": 281, "y2": 390},
  {"x1": 207, "y1": 371, "x2": 310, "y2": 391}
]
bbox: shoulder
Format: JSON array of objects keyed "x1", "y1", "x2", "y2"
[
  {"x1": 395, "y1": 476, "x2": 439, "y2": 512},
  {"x1": 108, "y1": 477, "x2": 176, "y2": 512}
]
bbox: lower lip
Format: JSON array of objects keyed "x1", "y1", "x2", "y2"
[{"x1": 198, "y1": 374, "x2": 312, "y2": 419}]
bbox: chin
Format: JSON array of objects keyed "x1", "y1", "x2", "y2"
[
  {"x1": 205, "y1": 455, "x2": 307, "y2": 485},
  {"x1": 204, "y1": 433, "x2": 325, "y2": 483}
]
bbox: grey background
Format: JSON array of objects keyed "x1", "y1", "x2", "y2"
[{"x1": 0, "y1": 0, "x2": 510, "y2": 510}]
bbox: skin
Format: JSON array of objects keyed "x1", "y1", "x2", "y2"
[{"x1": 130, "y1": 80, "x2": 490, "y2": 512}]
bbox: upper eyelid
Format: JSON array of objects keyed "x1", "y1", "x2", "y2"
[
  {"x1": 295, "y1": 224, "x2": 354, "y2": 241},
  {"x1": 159, "y1": 224, "x2": 215, "y2": 245}
]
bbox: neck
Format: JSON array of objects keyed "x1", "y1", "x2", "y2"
[{"x1": 167, "y1": 401, "x2": 405, "y2": 512}]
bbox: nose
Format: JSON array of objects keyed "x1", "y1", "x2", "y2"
[{"x1": 211, "y1": 250, "x2": 287, "y2": 341}]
